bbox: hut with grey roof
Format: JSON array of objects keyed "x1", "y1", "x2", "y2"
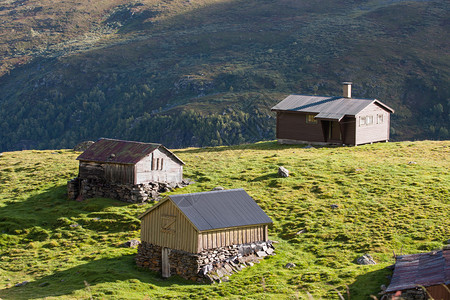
[
  {"x1": 271, "y1": 82, "x2": 394, "y2": 146},
  {"x1": 136, "y1": 189, "x2": 274, "y2": 282},
  {"x1": 68, "y1": 138, "x2": 186, "y2": 203}
]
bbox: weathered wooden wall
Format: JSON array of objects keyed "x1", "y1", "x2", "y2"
[
  {"x1": 78, "y1": 161, "x2": 135, "y2": 184},
  {"x1": 355, "y1": 103, "x2": 390, "y2": 145},
  {"x1": 140, "y1": 199, "x2": 199, "y2": 253},
  {"x1": 198, "y1": 225, "x2": 268, "y2": 252},
  {"x1": 135, "y1": 148, "x2": 183, "y2": 184}
]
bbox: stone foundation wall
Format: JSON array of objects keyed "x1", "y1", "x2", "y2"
[
  {"x1": 67, "y1": 177, "x2": 190, "y2": 203},
  {"x1": 136, "y1": 240, "x2": 276, "y2": 283}
]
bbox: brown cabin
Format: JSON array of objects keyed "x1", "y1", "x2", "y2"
[
  {"x1": 385, "y1": 246, "x2": 450, "y2": 300},
  {"x1": 271, "y1": 82, "x2": 395, "y2": 146},
  {"x1": 76, "y1": 138, "x2": 184, "y2": 185},
  {"x1": 139, "y1": 189, "x2": 273, "y2": 254}
]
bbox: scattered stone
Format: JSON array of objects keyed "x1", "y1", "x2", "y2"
[
  {"x1": 222, "y1": 276, "x2": 229, "y2": 282},
  {"x1": 92, "y1": 217, "x2": 100, "y2": 221},
  {"x1": 356, "y1": 254, "x2": 376, "y2": 265},
  {"x1": 296, "y1": 229, "x2": 306, "y2": 235},
  {"x1": 256, "y1": 251, "x2": 267, "y2": 257},
  {"x1": 211, "y1": 186, "x2": 224, "y2": 191},
  {"x1": 330, "y1": 204, "x2": 339, "y2": 209},
  {"x1": 266, "y1": 248, "x2": 274, "y2": 255},
  {"x1": 14, "y1": 281, "x2": 29, "y2": 287},
  {"x1": 355, "y1": 168, "x2": 363, "y2": 172},
  {"x1": 73, "y1": 141, "x2": 95, "y2": 152},
  {"x1": 304, "y1": 145, "x2": 315, "y2": 149},
  {"x1": 39, "y1": 282, "x2": 49, "y2": 287},
  {"x1": 284, "y1": 263, "x2": 296, "y2": 269},
  {"x1": 246, "y1": 262, "x2": 254, "y2": 267},
  {"x1": 69, "y1": 223, "x2": 80, "y2": 228},
  {"x1": 408, "y1": 161, "x2": 417, "y2": 165},
  {"x1": 278, "y1": 166, "x2": 289, "y2": 178},
  {"x1": 122, "y1": 239, "x2": 140, "y2": 248}
]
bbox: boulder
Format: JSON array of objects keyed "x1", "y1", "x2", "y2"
[
  {"x1": 356, "y1": 254, "x2": 376, "y2": 265},
  {"x1": 278, "y1": 166, "x2": 289, "y2": 177},
  {"x1": 73, "y1": 141, "x2": 94, "y2": 152}
]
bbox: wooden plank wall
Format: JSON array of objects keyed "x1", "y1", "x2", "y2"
[
  {"x1": 135, "y1": 149, "x2": 183, "y2": 184},
  {"x1": 355, "y1": 103, "x2": 390, "y2": 145},
  {"x1": 104, "y1": 163, "x2": 134, "y2": 184},
  {"x1": 276, "y1": 112, "x2": 325, "y2": 142},
  {"x1": 197, "y1": 225, "x2": 268, "y2": 252},
  {"x1": 141, "y1": 200, "x2": 199, "y2": 253}
]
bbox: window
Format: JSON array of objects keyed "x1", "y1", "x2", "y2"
[
  {"x1": 377, "y1": 114, "x2": 384, "y2": 124},
  {"x1": 306, "y1": 114, "x2": 317, "y2": 124},
  {"x1": 359, "y1": 116, "x2": 366, "y2": 126},
  {"x1": 359, "y1": 115, "x2": 375, "y2": 126},
  {"x1": 152, "y1": 157, "x2": 164, "y2": 170}
]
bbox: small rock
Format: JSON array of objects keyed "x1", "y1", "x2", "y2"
[
  {"x1": 122, "y1": 239, "x2": 140, "y2": 248},
  {"x1": 211, "y1": 186, "x2": 224, "y2": 191},
  {"x1": 222, "y1": 276, "x2": 230, "y2": 282},
  {"x1": 246, "y1": 262, "x2": 254, "y2": 267},
  {"x1": 69, "y1": 223, "x2": 80, "y2": 228},
  {"x1": 284, "y1": 263, "x2": 296, "y2": 269},
  {"x1": 278, "y1": 166, "x2": 289, "y2": 177},
  {"x1": 408, "y1": 161, "x2": 417, "y2": 165},
  {"x1": 356, "y1": 254, "x2": 376, "y2": 265},
  {"x1": 355, "y1": 168, "x2": 363, "y2": 172},
  {"x1": 304, "y1": 145, "x2": 315, "y2": 149},
  {"x1": 296, "y1": 229, "x2": 306, "y2": 235},
  {"x1": 39, "y1": 282, "x2": 49, "y2": 287},
  {"x1": 15, "y1": 281, "x2": 29, "y2": 287},
  {"x1": 330, "y1": 204, "x2": 339, "y2": 209}
]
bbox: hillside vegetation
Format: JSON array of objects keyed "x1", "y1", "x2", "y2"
[
  {"x1": 0, "y1": 0, "x2": 449, "y2": 151},
  {"x1": 0, "y1": 141, "x2": 449, "y2": 299}
]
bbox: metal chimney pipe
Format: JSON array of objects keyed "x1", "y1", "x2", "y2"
[{"x1": 342, "y1": 82, "x2": 352, "y2": 98}]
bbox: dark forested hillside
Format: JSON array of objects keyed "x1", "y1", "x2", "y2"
[{"x1": 0, "y1": 0, "x2": 449, "y2": 151}]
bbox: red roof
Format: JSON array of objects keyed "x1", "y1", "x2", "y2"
[
  {"x1": 76, "y1": 138, "x2": 184, "y2": 165},
  {"x1": 386, "y1": 246, "x2": 450, "y2": 292}
]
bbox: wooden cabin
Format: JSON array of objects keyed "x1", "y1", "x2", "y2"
[
  {"x1": 385, "y1": 246, "x2": 450, "y2": 299},
  {"x1": 139, "y1": 189, "x2": 273, "y2": 254},
  {"x1": 271, "y1": 83, "x2": 395, "y2": 146},
  {"x1": 76, "y1": 138, "x2": 184, "y2": 185}
]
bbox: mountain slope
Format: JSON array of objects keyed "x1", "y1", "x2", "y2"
[{"x1": 0, "y1": 0, "x2": 449, "y2": 151}]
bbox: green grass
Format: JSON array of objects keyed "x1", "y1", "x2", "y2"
[{"x1": 0, "y1": 141, "x2": 449, "y2": 299}]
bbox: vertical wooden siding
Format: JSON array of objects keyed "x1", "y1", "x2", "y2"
[
  {"x1": 197, "y1": 225, "x2": 268, "y2": 252},
  {"x1": 140, "y1": 200, "x2": 198, "y2": 253},
  {"x1": 104, "y1": 163, "x2": 134, "y2": 184}
]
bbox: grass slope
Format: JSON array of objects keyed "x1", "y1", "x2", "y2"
[
  {"x1": 0, "y1": 141, "x2": 449, "y2": 299},
  {"x1": 0, "y1": 0, "x2": 449, "y2": 151}
]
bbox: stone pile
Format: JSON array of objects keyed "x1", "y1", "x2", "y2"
[
  {"x1": 67, "y1": 178, "x2": 192, "y2": 203},
  {"x1": 136, "y1": 241, "x2": 276, "y2": 283}
]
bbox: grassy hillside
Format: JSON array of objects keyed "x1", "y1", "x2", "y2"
[
  {"x1": 0, "y1": 0, "x2": 449, "y2": 151},
  {"x1": 0, "y1": 141, "x2": 449, "y2": 299}
]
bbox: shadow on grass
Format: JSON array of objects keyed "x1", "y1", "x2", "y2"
[
  {"x1": 0, "y1": 254, "x2": 200, "y2": 299},
  {"x1": 347, "y1": 266, "x2": 392, "y2": 299},
  {"x1": 0, "y1": 184, "x2": 135, "y2": 236}
]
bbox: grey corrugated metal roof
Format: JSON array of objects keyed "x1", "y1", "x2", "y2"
[
  {"x1": 314, "y1": 112, "x2": 345, "y2": 121},
  {"x1": 386, "y1": 247, "x2": 450, "y2": 292},
  {"x1": 271, "y1": 94, "x2": 394, "y2": 116},
  {"x1": 167, "y1": 189, "x2": 272, "y2": 231},
  {"x1": 76, "y1": 138, "x2": 184, "y2": 165}
]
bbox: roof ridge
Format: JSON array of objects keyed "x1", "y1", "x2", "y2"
[
  {"x1": 170, "y1": 188, "x2": 244, "y2": 198},
  {"x1": 99, "y1": 137, "x2": 162, "y2": 146}
]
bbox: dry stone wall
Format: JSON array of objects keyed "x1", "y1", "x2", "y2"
[
  {"x1": 67, "y1": 177, "x2": 191, "y2": 203},
  {"x1": 136, "y1": 240, "x2": 276, "y2": 283}
]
